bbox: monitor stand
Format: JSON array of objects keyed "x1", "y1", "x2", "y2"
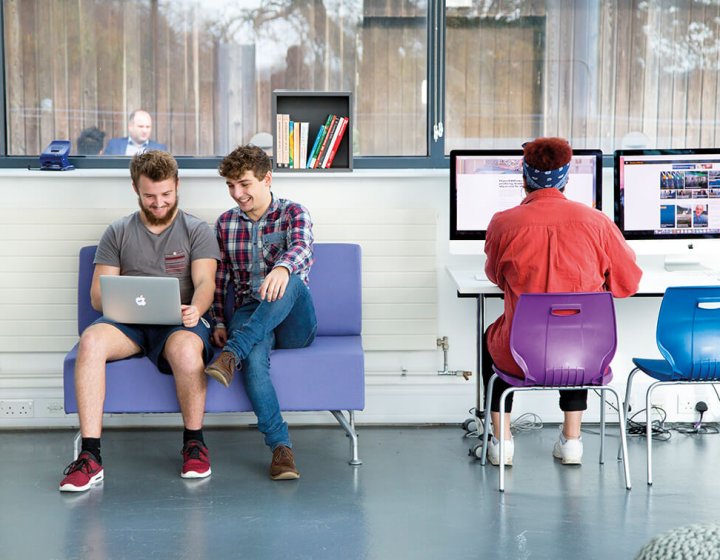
[{"x1": 663, "y1": 254, "x2": 712, "y2": 272}]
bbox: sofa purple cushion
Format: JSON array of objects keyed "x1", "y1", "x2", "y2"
[{"x1": 63, "y1": 243, "x2": 365, "y2": 414}]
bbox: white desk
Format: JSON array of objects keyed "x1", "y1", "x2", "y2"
[{"x1": 447, "y1": 255, "x2": 720, "y2": 420}]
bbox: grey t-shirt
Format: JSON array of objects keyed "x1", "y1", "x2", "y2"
[{"x1": 95, "y1": 210, "x2": 220, "y2": 304}]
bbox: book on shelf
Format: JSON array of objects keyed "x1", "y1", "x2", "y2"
[
  {"x1": 313, "y1": 115, "x2": 339, "y2": 169},
  {"x1": 323, "y1": 117, "x2": 349, "y2": 169},
  {"x1": 295, "y1": 122, "x2": 305, "y2": 168},
  {"x1": 275, "y1": 113, "x2": 290, "y2": 167},
  {"x1": 307, "y1": 114, "x2": 333, "y2": 168},
  {"x1": 306, "y1": 124, "x2": 326, "y2": 169},
  {"x1": 319, "y1": 117, "x2": 343, "y2": 168},
  {"x1": 288, "y1": 121, "x2": 295, "y2": 168},
  {"x1": 281, "y1": 114, "x2": 290, "y2": 167},
  {"x1": 275, "y1": 114, "x2": 283, "y2": 166},
  {"x1": 274, "y1": 110, "x2": 349, "y2": 170},
  {"x1": 299, "y1": 122, "x2": 309, "y2": 168}
]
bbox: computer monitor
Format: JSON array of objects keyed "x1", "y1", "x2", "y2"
[
  {"x1": 614, "y1": 149, "x2": 720, "y2": 271},
  {"x1": 449, "y1": 149, "x2": 603, "y2": 253}
]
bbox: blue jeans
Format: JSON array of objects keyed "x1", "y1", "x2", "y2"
[{"x1": 224, "y1": 274, "x2": 317, "y2": 450}]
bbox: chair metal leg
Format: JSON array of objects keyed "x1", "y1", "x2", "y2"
[
  {"x1": 605, "y1": 386, "x2": 631, "y2": 490},
  {"x1": 599, "y1": 389, "x2": 606, "y2": 464},
  {"x1": 497, "y1": 386, "x2": 514, "y2": 492},
  {"x1": 480, "y1": 374, "x2": 497, "y2": 466},
  {"x1": 646, "y1": 382, "x2": 662, "y2": 485},
  {"x1": 330, "y1": 410, "x2": 362, "y2": 466},
  {"x1": 72, "y1": 430, "x2": 81, "y2": 460},
  {"x1": 618, "y1": 367, "x2": 639, "y2": 461}
]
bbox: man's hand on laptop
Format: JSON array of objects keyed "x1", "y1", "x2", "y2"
[{"x1": 181, "y1": 304, "x2": 200, "y2": 328}]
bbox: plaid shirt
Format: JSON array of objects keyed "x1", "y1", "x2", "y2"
[{"x1": 211, "y1": 195, "x2": 314, "y2": 328}]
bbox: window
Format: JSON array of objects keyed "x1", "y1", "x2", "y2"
[
  {"x1": 445, "y1": 1, "x2": 720, "y2": 154},
  {"x1": 3, "y1": 1, "x2": 720, "y2": 163},
  {"x1": 2, "y1": 0, "x2": 428, "y2": 158}
]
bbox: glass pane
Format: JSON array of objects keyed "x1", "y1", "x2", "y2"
[
  {"x1": 445, "y1": 1, "x2": 720, "y2": 153},
  {"x1": 3, "y1": 0, "x2": 427, "y2": 157}
]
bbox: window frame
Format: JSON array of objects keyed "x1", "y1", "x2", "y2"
[{"x1": 0, "y1": 1, "x2": 616, "y2": 170}]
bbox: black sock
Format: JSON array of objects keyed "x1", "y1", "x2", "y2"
[
  {"x1": 81, "y1": 438, "x2": 102, "y2": 464},
  {"x1": 183, "y1": 429, "x2": 204, "y2": 445}
]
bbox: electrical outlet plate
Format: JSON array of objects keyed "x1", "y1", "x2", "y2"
[
  {"x1": 0, "y1": 399, "x2": 34, "y2": 417},
  {"x1": 677, "y1": 395, "x2": 696, "y2": 414},
  {"x1": 40, "y1": 399, "x2": 65, "y2": 417}
]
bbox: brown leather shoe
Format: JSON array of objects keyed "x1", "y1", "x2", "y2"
[
  {"x1": 270, "y1": 445, "x2": 300, "y2": 480},
  {"x1": 204, "y1": 351, "x2": 236, "y2": 388}
]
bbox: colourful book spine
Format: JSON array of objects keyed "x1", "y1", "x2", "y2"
[
  {"x1": 321, "y1": 116, "x2": 346, "y2": 168},
  {"x1": 306, "y1": 125, "x2": 326, "y2": 169},
  {"x1": 299, "y1": 122, "x2": 309, "y2": 168},
  {"x1": 281, "y1": 114, "x2": 290, "y2": 167},
  {"x1": 288, "y1": 121, "x2": 294, "y2": 168},
  {"x1": 313, "y1": 115, "x2": 338, "y2": 169},
  {"x1": 308, "y1": 114, "x2": 334, "y2": 168},
  {"x1": 293, "y1": 121, "x2": 301, "y2": 168},
  {"x1": 324, "y1": 117, "x2": 349, "y2": 169},
  {"x1": 275, "y1": 114, "x2": 283, "y2": 167}
]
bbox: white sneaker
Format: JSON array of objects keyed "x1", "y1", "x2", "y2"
[
  {"x1": 553, "y1": 427, "x2": 583, "y2": 465},
  {"x1": 487, "y1": 436, "x2": 514, "y2": 466}
]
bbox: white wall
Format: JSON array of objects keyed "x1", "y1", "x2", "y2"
[{"x1": 0, "y1": 166, "x2": 716, "y2": 430}]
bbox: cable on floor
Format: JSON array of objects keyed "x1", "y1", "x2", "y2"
[
  {"x1": 511, "y1": 412, "x2": 543, "y2": 433},
  {"x1": 461, "y1": 408, "x2": 543, "y2": 438},
  {"x1": 625, "y1": 406, "x2": 672, "y2": 441}
]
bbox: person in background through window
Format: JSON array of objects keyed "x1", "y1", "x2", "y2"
[
  {"x1": 482, "y1": 137, "x2": 642, "y2": 467},
  {"x1": 76, "y1": 126, "x2": 106, "y2": 155},
  {"x1": 104, "y1": 110, "x2": 167, "y2": 155}
]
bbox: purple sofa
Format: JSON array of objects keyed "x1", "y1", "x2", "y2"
[{"x1": 63, "y1": 243, "x2": 365, "y2": 464}]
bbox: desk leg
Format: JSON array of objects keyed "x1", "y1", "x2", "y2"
[
  {"x1": 476, "y1": 295, "x2": 485, "y2": 418},
  {"x1": 464, "y1": 294, "x2": 486, "y2": 438}
]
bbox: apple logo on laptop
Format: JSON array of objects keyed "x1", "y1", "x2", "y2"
[{"x1": 135, "y1": 295, "x2": 147, "y2": 306}]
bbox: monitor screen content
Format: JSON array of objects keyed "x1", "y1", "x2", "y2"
[
  {"x1": 450, "y1": 149, "x2": 603, "y2": 241},
  {"x1": 615, "y1": 149, "x2": 720, "y2": 240}
]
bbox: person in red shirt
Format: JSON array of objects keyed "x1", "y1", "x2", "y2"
[{"x1": 482, "y1": 137, "x2": 642, "y2": 466}]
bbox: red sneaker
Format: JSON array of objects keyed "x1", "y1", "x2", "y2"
[
  {"x1": 59, "y1": 451, "x2": 104, "y2": 492},
  {"x1": 181, "y1": 440, "x2": 211, "y2": 479}
]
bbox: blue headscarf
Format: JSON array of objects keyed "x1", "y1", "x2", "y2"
[{"x1": 522, "y1": 160, "x2": 571, "y2": 191}]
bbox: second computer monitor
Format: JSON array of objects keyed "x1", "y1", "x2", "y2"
[
  {"x1": 614, "y1": 148, "x2": 720, "y2": 239},
  {"x1": 450, "y1": 149, "x2": 603, "y2": 241}
]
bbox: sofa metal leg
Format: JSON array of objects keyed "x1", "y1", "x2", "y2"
[
  {"x1": 72, "y1": 430, "x2": 81, "y2": 461},
  {"x1": 331, "y1": 410, "x2": 362, "y2": 466}
]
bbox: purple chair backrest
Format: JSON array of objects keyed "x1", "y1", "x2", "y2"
[
  {"x1": 509, "y1": 292, "x2": 617, "y2": 386},
  {"x1": 77, "y1": 243, "x2": 362, "y2": 336}
]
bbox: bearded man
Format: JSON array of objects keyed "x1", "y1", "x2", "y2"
[{"x1": 59, "y1": 150, "x2": 220, "y2": 492}]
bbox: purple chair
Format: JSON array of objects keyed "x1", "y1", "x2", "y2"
[
  {"x1": 63, "y1": 243, "x2": 365, "y2": 465},
  {"x1": 479, "y1": 292, "x2": 631, "y2": 492}
]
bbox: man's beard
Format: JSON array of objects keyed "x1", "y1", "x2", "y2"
[{"x1": 139, "y1": 196, "x2": 178, "y2": 226}]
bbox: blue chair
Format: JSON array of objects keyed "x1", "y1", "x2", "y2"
[
  {"x1": 621, "y1": 286, "x2": 720, "y2": 485},
  {"x1": 480, "y1": 292, "x2": 631, "y2": 492}
]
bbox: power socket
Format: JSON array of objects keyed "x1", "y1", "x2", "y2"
[
  {"x1": 0, "y1": 399, "x2": 34, "y2": 417},
  {"x1": 677, "y1": 395, "x2": 696, "y2": 414}
]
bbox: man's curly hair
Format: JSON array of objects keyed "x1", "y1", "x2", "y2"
[
  {"x1": 523, "y1": 137, "x2": 572, "y2": 171},
  {"x1": 218, "y1": 145, "x2": 271, "y2": 181}
]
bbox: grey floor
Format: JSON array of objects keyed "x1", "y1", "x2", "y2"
[{"x1": 1, "y1": 423, "x2": 719, "y2": 560}]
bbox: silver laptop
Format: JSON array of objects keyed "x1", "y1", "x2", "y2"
[{"x1": 100, "y1": 275, "x2": 183, "y2": 325}]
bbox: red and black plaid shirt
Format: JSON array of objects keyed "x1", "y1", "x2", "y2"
[{"x1": 210, "y1": 196, "x2": 313, "y2": 327}]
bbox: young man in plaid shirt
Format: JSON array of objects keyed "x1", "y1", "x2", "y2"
[{"x1": 205, "y1": 144, "x2": 316, "y2": 480}]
